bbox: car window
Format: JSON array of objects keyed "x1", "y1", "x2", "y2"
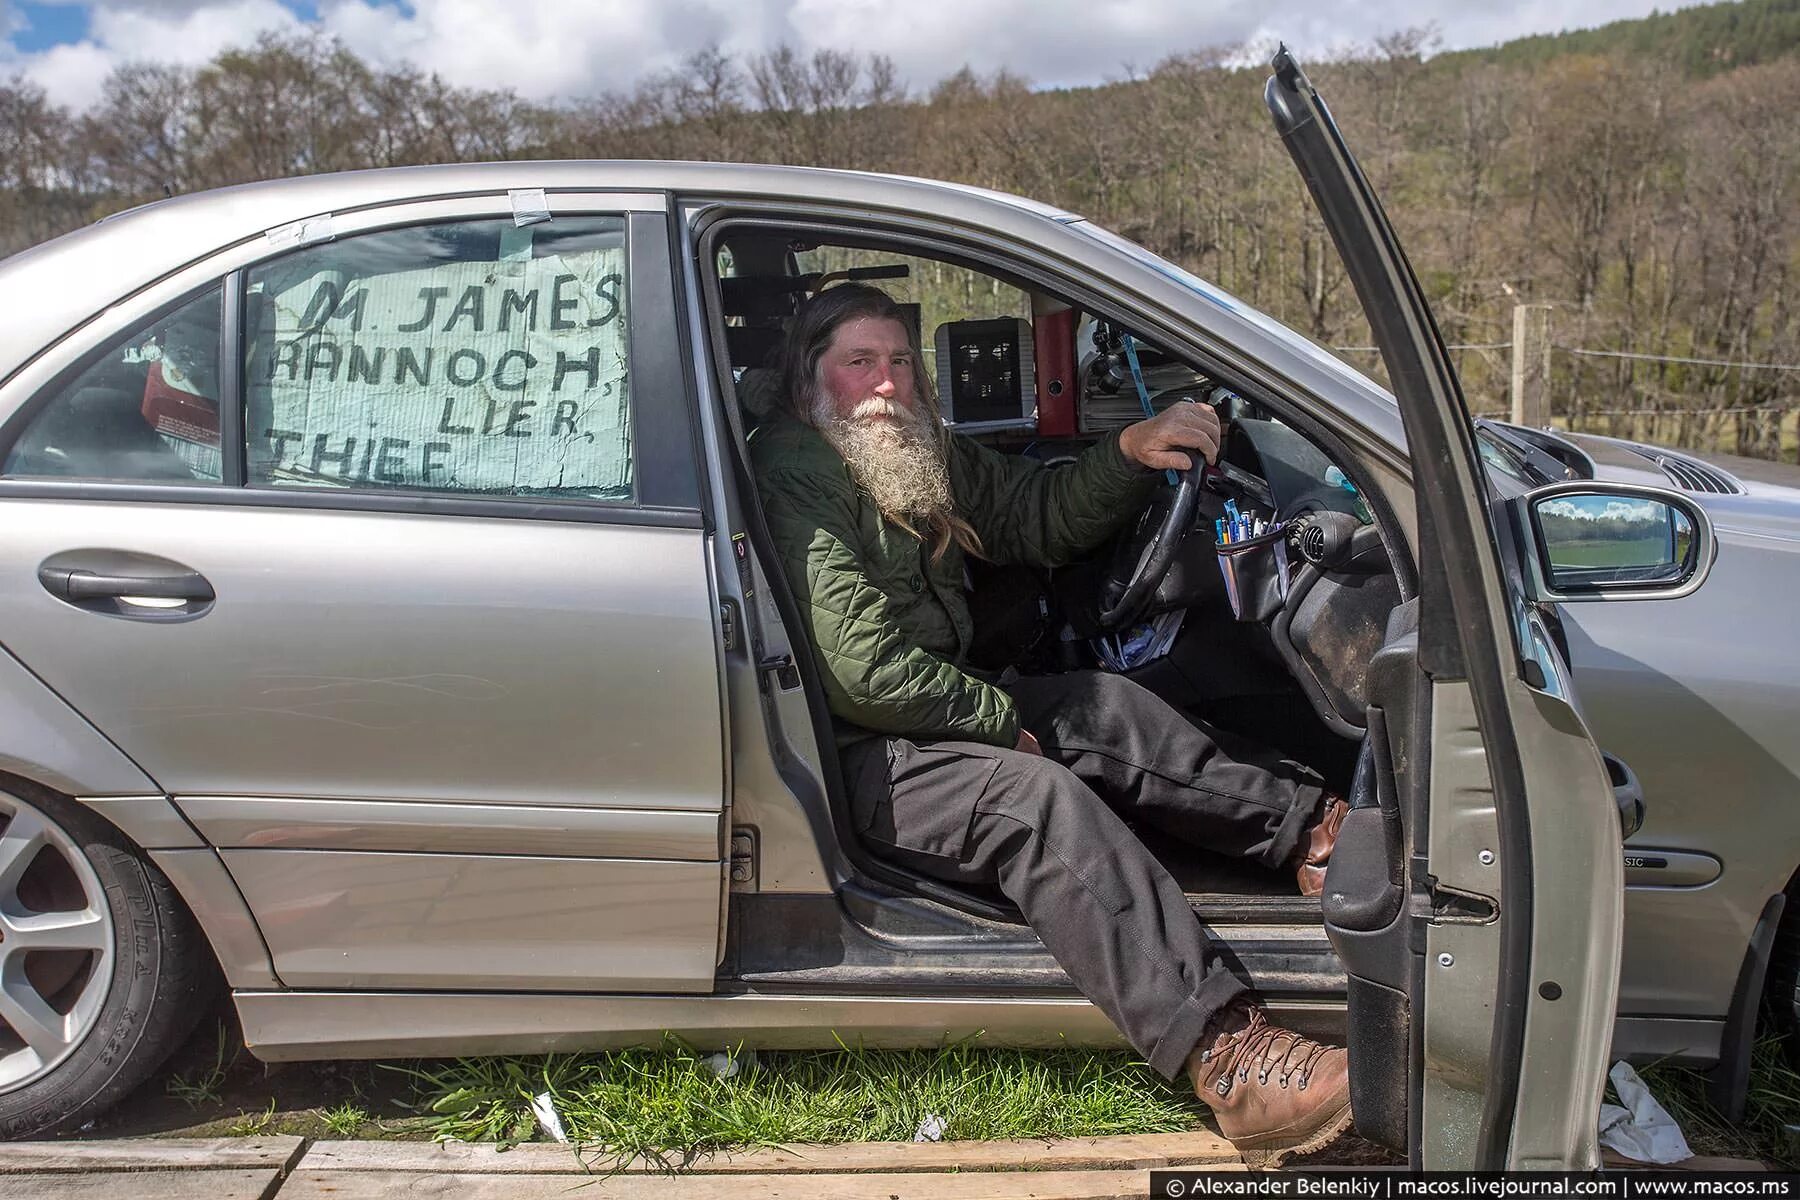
[
  {"x1": 245, "y1": 217, "x2": 633, "y2": 501},
  {"x1": 1477, "y1": 427, "x2": 1535, "y2": 487},
  {"x1": 788, "y1": 245, "x2": 1032, "y2": 351},
  {"x1": 2, "y1": 286, "x2": 224, "y2": 483}
]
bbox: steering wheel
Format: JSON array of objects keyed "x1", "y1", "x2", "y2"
[{"x1": 1097, "y1": 459, "x2": 1205, "y2": 629}]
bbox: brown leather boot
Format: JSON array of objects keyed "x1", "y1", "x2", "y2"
[
  {"x1": 1295, "y1": 795, "x2": 1350, "y2": 897},
  {"x1": 1187, "y1": 1002, "x2": 1352, "y2": 1168}
]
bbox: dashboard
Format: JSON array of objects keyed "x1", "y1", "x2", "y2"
[{"x1": 1160, "y1": 414, "x2": 1403, "y2": 739}]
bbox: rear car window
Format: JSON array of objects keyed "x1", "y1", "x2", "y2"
[
  {"x1": 3, "y1": 286, "x2": 224, "y2": 483},
  {"x1": 244, "y1": 217, "x2": 633, "y2": 501}
]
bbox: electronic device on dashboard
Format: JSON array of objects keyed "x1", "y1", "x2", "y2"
[{"x1": 935, "y1": 318, "x2": 1035, "y2": 431}]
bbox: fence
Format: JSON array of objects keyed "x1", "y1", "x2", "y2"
[
  {"x1": 1342, "y1": 306, "x2": 1800, "y2": 464},
  {"x1": 1555, "y1": 406, "x2": 1795, "y2": 461}
]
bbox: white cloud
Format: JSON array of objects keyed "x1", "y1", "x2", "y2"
[
  {"x1": 16, "y1": 39, "x2": 115, "y2": 105},
  {"x1": 5, "y1": 0, "x2": 1710, "y2": 111},
  {"x1": 1540, "y1": 498, "x2": 1665, "y2": 523},
  {"x1": 90, "y1": 0, "x2": 298, "y2": 60},
  {"x1": 28, "y1": 0, "x2": 223, "y2": 10},
  {"x1": 7, "y1": 0, "x2": 300, "y2": 108},
  {"x1": 317, "y1": 0, "x2": 720, "y2": 101}
]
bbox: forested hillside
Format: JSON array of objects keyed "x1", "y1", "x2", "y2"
[{"x1": 3, "y1": 0, "x2": 1797, "y2": 453}]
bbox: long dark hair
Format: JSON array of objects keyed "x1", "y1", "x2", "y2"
[{"x1": 778, "y1": 283, "x2": 981, "y2": 561}]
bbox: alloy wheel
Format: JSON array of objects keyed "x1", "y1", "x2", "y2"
[{"x1": 0, "y1": 794, "x2": 114, "y2": 1093}]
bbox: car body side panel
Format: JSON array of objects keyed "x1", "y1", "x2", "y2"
[
  {"x1": 150, "y1": 847, "x2": 281, "y2": 989},
  {"x1": 233, "y1": 990, "x2": 1344, "y2": 1062},
  {"x1": 1563, "y1": 524, "x2": 1800, "y2": 1019},
  {"x1": 79, "y1": 796, "x2": 202, "y2": 847},
  {"x1": 0, "y1": 641, "x2": 158, "y2": 797},
  {"x1": 179, "y1": 796, "x2": 719, "y2": 860},
  {"x1": 1611, "y1": 1015, "x2": 1723, "y2": 1065},
  {"x1": 223, "y1": 850, "x2": 722, "y2": 990}
]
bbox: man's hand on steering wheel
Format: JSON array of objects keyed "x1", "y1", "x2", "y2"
[
  {"x1": 1097, "y1": 400, "x2": 1223, "y2": 630},
  {"x1": 1118, "y1": 400, "x2": 1222, "y2": 472}
]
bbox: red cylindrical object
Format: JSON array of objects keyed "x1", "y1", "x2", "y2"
[{"x1": 1034, "y1": 308, "x2": 1076, "y2": 437}]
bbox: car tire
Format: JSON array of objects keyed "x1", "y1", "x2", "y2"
[
  {"x1": 1763, "y1": 882, "x2": 1800, "y2": 1068},
  {"x1": 0, "y1": 782, "x2": 213, "y2": 1139}
]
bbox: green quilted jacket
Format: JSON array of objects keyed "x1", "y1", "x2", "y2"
[{"x1": 750, "y1": 410, "x2": 1158, "y2": 747}]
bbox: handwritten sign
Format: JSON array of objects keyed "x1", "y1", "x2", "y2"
[{"x1": 250, "y1": 242, "x2": 631, "y2": 496}]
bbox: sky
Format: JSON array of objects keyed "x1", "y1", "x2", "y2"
[{"x1": 0, "y1": 0, "x2": 1708, "y2": 111}]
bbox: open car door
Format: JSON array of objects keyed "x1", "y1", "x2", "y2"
[{"x1": 1266, "y1": 51, "x2": 1670, "y2": 1169}]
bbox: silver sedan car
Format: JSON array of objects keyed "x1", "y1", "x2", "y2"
[{"x1": 0, "y1": 55, "x2": 1725, "y2": 1169}]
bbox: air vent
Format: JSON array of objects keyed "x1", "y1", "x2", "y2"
[
  {"x1": 1621, "y1": 445, "x2": 1744, "y2": 495},
  {"x1": 1299, "y1": 522, "x2": 1328, "y2": 563}
]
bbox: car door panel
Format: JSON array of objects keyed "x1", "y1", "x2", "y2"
[
  {"x1": 223, "y1": 850, "x2": 721, "y2": 990},
  {"x1": 0, "y1": 501, "x2": 727, "y2": 992},
  {"x1": 0, "y1": 502, "x2": 719, "y2": 808},
  {"x1": 0, "y1": 199, "x2": 730, "y2": 996},
  {"x1": 1268, "y1": 52, "x2": 1624, "y2": 1167}
]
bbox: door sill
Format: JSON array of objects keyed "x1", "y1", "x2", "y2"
[
  {"x1": 1189, "y1": 892, "x2": 1321, "y2": 925},
  {"x1": 728, "y1": 889, "x2": 1341, "y2": 1000}
]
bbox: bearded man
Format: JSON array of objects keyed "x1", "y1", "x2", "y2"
[{"x1": 749, "y1": 283, "x2": 1353, "y2": 1165}]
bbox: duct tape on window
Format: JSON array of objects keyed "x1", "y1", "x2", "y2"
[
  {"x1": 510, "y1": 188, "x2": 551, "y2": 227},
  {"x1": 265, "y1": 214, "x2": 336, "y2": 249}
]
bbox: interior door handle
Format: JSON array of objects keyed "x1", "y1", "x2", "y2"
[{"x1": 39, "y1": 566, "x2": 215, "y2": 603}]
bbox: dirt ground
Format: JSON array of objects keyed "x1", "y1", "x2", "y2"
[{"x1": 79, "y1": 999, "x2": 426, "y2": 1142}]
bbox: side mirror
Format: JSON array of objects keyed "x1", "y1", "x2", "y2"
[{"x1": 1517, "y1": 482, "x2": 1716, "y2": 603}]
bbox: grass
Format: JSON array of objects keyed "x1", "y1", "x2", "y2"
[
  {"x1": 128, "y1": 1015, "x2": 1800, "y2": 1166},
  {"x1": 164, "y1": 1021, "x2": 236, "y2": 1109},
  {"x1": 393, "y1": 1036, "x2": 1800, "y2": 1166},
  {"x1": 397, "y1": 1038, "x2": 1203, "y2": 1159},
  {"x1": 226, "y1": 1097, "x2": 278, "y2": 1137},
  {"x1": 1635, "y1": 1036, "x2": 1800, "y2": 1167},
  {"x1": 320, "y1": 1101, "x2": 371, "y2": 1138}
]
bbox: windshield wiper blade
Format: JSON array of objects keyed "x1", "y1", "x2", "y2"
[{"x1": 1476, "y1": 420, "x2": 1570, "y2": 484}]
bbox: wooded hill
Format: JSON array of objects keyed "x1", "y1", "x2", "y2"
[{"x1": 4, "y1": 0, "x2": 1797, "y2": 452}]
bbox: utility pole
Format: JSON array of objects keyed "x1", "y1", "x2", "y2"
[{"x1": 1510, "y1": 304, "x2": 1552, "y2": 428}]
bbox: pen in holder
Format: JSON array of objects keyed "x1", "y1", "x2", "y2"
[{"x1": 1215, "y1": 522, "x2": 1289, "y2": 622}]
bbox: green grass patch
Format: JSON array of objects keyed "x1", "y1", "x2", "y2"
[
  {"x1": 398, "y1": 1039, "x2": 1204, "y2": 1157},
  {"x1": 128, "y1": 1012, "x2": 1800, "y2": 1167},
  {"x1": 1636, "y1": 1037, "x2": 1800, "y2": 1167}
]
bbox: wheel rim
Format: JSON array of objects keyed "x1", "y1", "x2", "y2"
[{"x1": 0, "y1": 794, "x2": 114, "y2": 1093}]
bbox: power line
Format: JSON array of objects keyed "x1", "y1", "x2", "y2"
[
  {"x1": 1331, "y1": 342, "x2": 1513, "y2": 352},
  {"x1": 1330, "y1": 340, "x2": 1800, "y2": 372},
  {"x1": 1556, "y1": 345, "x2": 1800, "y2": 372}
]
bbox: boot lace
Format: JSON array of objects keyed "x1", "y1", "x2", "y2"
[{"x1": 1218, "y1": 1019, "x2": 1335, "y2": 1096}]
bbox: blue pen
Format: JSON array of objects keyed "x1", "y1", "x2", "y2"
[{"x1": 1215, "y1": 517, "x2": 1228, "y2": 544}]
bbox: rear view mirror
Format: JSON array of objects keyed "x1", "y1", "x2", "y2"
[{"x1": 1519, "y1": 483, "x2": 1716, "y2": 602}]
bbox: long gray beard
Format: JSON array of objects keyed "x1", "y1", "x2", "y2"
[{"x1": 812, "y1": 397, "x2": 955, "y2": 530}]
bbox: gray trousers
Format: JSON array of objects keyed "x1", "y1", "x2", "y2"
[{"x1": 840, "y1": 670, "x2": 1324, "y2": 1079}]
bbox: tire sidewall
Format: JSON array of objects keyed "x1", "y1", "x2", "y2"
[{"x1": 0, "y1": 793, "x2": 200, "y2": 1139}]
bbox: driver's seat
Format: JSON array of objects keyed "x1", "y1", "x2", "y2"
[{"x1": 737, "y1": 367, "x2": 786, "y2": 435}]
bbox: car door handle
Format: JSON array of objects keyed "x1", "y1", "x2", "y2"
[{"x1": 38, "y1": 566, "x2": 215, "y2": 603}]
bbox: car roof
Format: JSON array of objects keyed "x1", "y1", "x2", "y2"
[
  {"x1": 0, "y1": 161, "x2": 1072, "y2": 383},
  {"x1": 0, "y1": 159, "x2": 1407, "y2": 459}
]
